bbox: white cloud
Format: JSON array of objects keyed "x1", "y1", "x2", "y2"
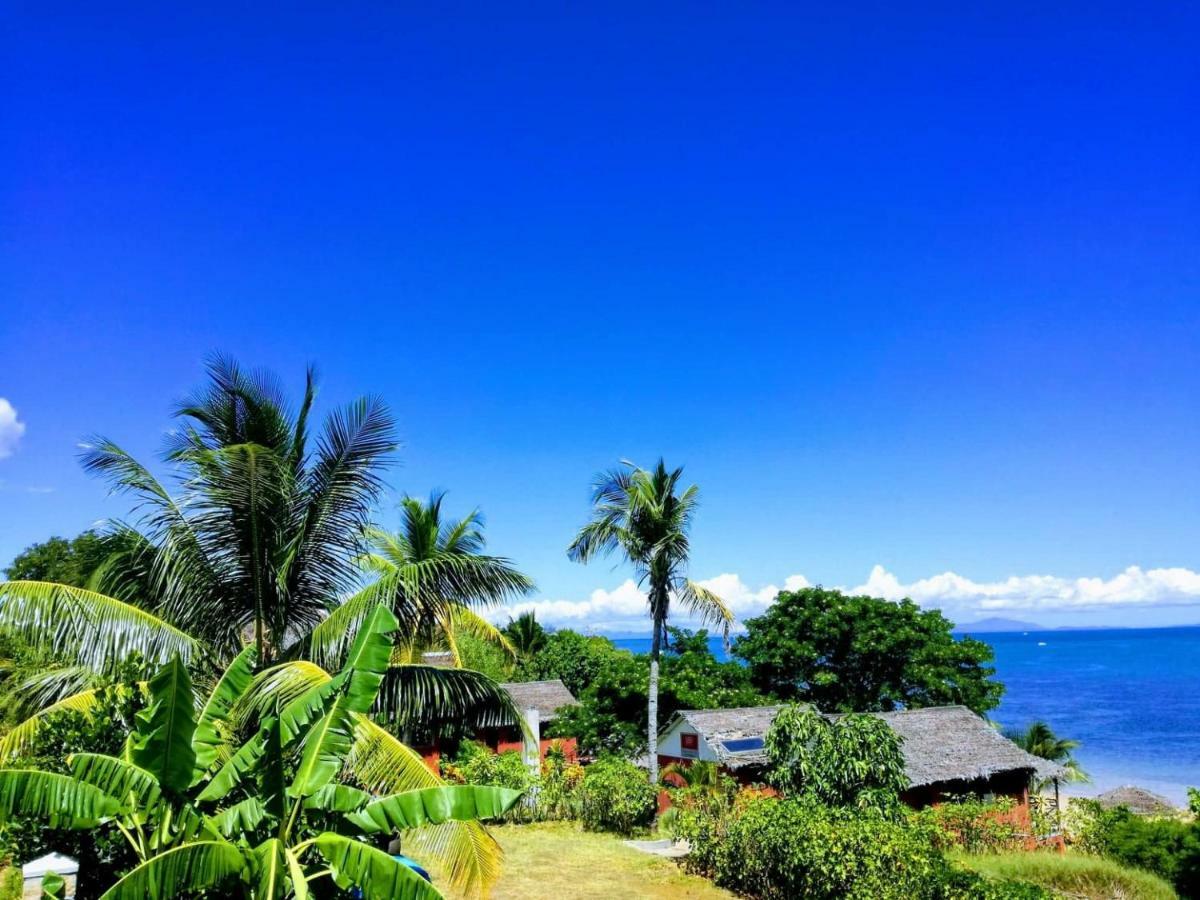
[
  {"x1": 495, "y1": 564, "x2": 1200, "y2": 633},
  {"x1": 849, "y1": 564, "x2": 1200, "y2": 614},
  {"x1": 495, "y1": 572, "x2": 811, "y2": 634},
  {"x1": 0, "y1": 399, "x2": 25, "y2": 459}
]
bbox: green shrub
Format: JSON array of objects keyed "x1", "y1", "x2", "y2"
[
  {"x1": 954, "y1": 849, "x2": 1179, "y2": 900},
  {"x1": 577, "y1": 756, "x2": 656, "y2": 835},
  {"x1": 537, "y1": 742, "x2": 584, "y2": 821},
  {"x1": 911, "y1": 797, "x2": 1023, "y2": 853},
  {"x1": 937, "y1": 869, "x2": 1054, "y2": 900},
  {"x1": 1068, "y1": 798, "x2": 1200, "y2": 896},
  {"x1": 678, "y1": 794, "x2": 951, "y2": 899}
]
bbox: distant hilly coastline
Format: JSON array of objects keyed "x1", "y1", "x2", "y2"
[{"x1": 953, "y1": 617, "x2": 1043, "y2": 633}]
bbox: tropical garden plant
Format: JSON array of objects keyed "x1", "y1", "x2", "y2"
[
  {"x1": 0, "y1": 605, "x2": 523, "y2": 898},
  {"x1": 0, "y1": 359, "x2": 529, "y2": 895},
  {"x1": 765, "y1": 704, "x2": 908, "y2": 815},
  {"x1": 567, "y1": 459, "x2": 731, "y2": 784},
  {"x1": 1005, "y1": 721, "x2": 1088, "y2": 784}
]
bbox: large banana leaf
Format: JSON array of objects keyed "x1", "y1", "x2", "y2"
[
  {"x1": 347, "y1": 786, "x2": 523, "y2": 833},
  {"x1": 347, "y1": 717, "x2": 502, "y2": 899},
  {"x1": 133, "y1": 655, "x2": 197, "y2": 794},
  {"x1": 310, "y1": 833, "x2": 443, "y2": 900},
  {"x1": 68, "y1": 753, "x2": 161, "y2": 813},
  {"x1": 288, "y1": 604, "x2": 397, "y2": 799},
  {"x1": 0, "y1": 581, "x2": 201, "y2": 672},
  {"x1": 302, "y1": 782, "x2": 373, "y2": 813},
  {"x1": 196, "y1": 717, "x2": 276, "y2": 803},
  {"x1": 207, "y1": 796, "x2": 267, "y2": 838},
  {"x1": 0, "y1": 770, "x2": 119, "y2": 828},
  {"x1": 191, "y1": 645, "x2": 257, "y2": 782},
  {"x1": 98, "y1": 840, "x2": 248, "y2": 899},
  {"x1": 252, "y1": 838, "x2": 308, "y2": 900}
]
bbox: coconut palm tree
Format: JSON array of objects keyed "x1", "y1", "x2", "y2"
[
  {"x1": 503, "y1": 612, "x2": 547, "y2": 660},
  {"x1": 0, "y1": 359, "x2": 522, "y2": 896},
  {"x1": 309, "y1": 492, "x2": 532, "y2": 671},
  {"x1": 1006, "y1": 720, "x2": 1088, "y2": 783},
  {"x1": 567, "y1": 459, "x2": 731, "y2": 785}
]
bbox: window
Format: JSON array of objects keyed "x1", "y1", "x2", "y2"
[
  {"x1": 721, "y1": 737, "x2": 765, "y2": 753},
  {"x1": 680, "y1": 732, "x2": 699, "y2": 758}
]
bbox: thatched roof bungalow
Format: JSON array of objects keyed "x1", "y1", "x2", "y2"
[{"x1": 657, "y1": 704, "x2": 1064, "y2": 817}]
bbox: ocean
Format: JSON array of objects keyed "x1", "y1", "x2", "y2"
[{"x1": 614, "y1": 626, "x2": 1200, "y2": 805}]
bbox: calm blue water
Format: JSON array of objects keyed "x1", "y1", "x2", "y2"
[{"x1": 614, "y1": 627, "x2": 1200, "y2": 804}]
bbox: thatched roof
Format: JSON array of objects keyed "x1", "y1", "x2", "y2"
[
  {"x1": 420, "y1": 651, "x2": 455, "y2": 669},
  {"x1": 1094, "y1": 785, "x2": 1177, "y2": 816},
  {"x1": 500, "y1": 680, "x2": 578, "y2": 723},
  {"x1": 666, "y1": 704, "x2": 1065, "y2": 786},
  {"x1": 873, "y1": 707, "x2": 1066, "y2": 788}
]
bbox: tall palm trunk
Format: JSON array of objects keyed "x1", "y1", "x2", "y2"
[{"x1": 648, "y1": 600, "x2": 665, "y2": 786}]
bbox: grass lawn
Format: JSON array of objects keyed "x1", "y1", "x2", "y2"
[
  {"x1": 457, "y1": 822, "x2": 735, "y2": 900},
  {"x1": 953, "y1": 849, "x2": 1178, "y2": 900}
]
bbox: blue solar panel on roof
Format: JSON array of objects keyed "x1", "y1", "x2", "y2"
[{"x1": 722, "y1": 737, "x2": 765, "y2": 752}]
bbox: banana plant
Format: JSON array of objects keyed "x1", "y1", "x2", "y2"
[{"x1": 0, "y1": 605, "x2": 522, "y2": 898}]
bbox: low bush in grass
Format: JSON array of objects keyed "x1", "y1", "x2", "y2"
[
  {"x1": 954, "y1": 849, "x2": 1179, "y2": 900},
  {"x1": 576, "y1": 756, "x2": 656, "y2": 835},
  {"x1": 676, "y1": 793, "x2": 1048, "y2": 899},
  {"x1": 1067, "y1": 798, "x2": 1200, "y2": 896},
  {"x1": 441, "y1": 740, "x2": 584, "y2": 822}
]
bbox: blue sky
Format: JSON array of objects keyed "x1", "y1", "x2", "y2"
[{"x1": 2, "y1": 3, "x2": 1198, "y2": 630}]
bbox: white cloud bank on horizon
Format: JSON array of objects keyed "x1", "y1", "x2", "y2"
[
  {"x1": 0, "y1": 400, "x2": 25, "y2": 460},
  {"x1": 496, "y1": 565, "x2": 1200, "y2": 633}
]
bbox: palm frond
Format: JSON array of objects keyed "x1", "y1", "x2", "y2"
[{"x1": 0, "y1": 581, "x2": 202, "y2": 674}]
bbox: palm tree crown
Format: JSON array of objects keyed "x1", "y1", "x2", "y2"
[
  {"x1": 568, "y1": 459, "x2": 731, "y2": 784},
  {"x1": 1007, "y1": 720, "x2": 1089, "y2": 783}
]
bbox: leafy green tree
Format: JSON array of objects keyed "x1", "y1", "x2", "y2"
[
  {"x1": 765, "y1": 705, "x2": 908, "y2": 815},
  {"x1": 735, "y1": 588, "x2": 1003, "y2": 715},
  {"x1": 661, "y1": 628, "x2": 765, "y2": 711},
  {"x1": 568, "y1": 459, "x2": 732, "y2": 784},
  {"x1": 502, "y1": 612, "x2": 547, "y2": 659},
  {"x1": 534, "y1": 629, "x2": 765, "y2": 758},
  {"x1": 3, "y1": 532, "x2": 112, "y2": 587},
  {"x1": 0, "y1": 606, "x2": 522, "y2": 899},
  {"x1": 1005, "y1": 721, "x2": 1087, "y2": 783}
]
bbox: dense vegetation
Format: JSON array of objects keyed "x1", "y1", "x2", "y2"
[
  {"x1": 0, "y1": 608, "x2": 523, "y2": 898},
  {"x1": 734, "y1": 586, "x2": 1004, "y2": 715},
  {"x1": 0, "y1": 360, "x2": 536, "y2": 897}
]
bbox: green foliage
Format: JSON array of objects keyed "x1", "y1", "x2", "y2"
[
  {"x1": 503, "y1": 612, "x2": 547, "y2": 659},
  {"x1": 954, "y1": 848, "x2": 1179, "y2": 900},
  {"x1": 1069, "y1": 798, "x2": 1200, "y2": 896},
  {"x1": 911, "y1": 797, "x2": 1023, "y2": 853},
  {"x1": 454, "y1": 632, "x2": 514, "y2": 682},
  {"x1": 3, "y1": 531, "x2": 118, "y2": 588},
  {"x1": 0, "y1": 612, "x2": 525, "y2": 898},
  {"x1": 678, "y1": 794, "x2": 950, "y2": 899},
  {"x1": 441, "y1": 742, "x2": 538, "y2": 795},
  {"x1": 577, "y1": 756, "x2": 656, "y2": 835},
  {"x1": 765, "y1": 704, "x2": 907, "y2": 814},
  {"x1": 1005, "y1": 721, "x2": 1088, "y2": 783},
  {"x1": 532, "y1": 628, "x2": 765, "y2": 758},
  {"x1": 735, "y1": 587, "x2": 1003, "y2": 715},
  {"x1": 0, "y1": 683, "x2": 143, "y2": 896}
]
